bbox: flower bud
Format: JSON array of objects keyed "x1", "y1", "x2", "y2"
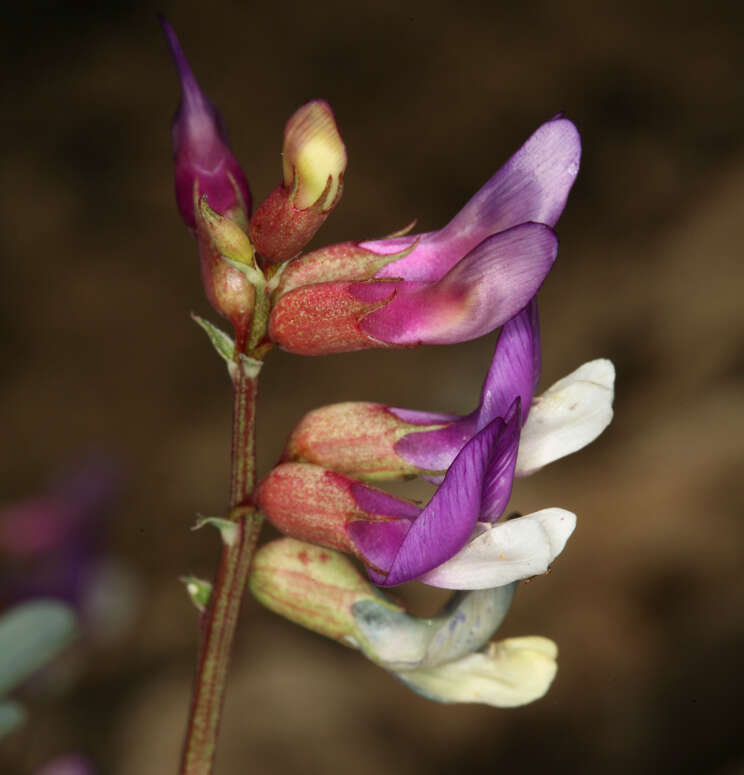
[
  {"x1": 284, "y1": 402, "x2": 450, "y2": 479},
  {"x1": 255, "y1": 462, "x2": 419, "y2": 572},
  {"x1": 195, "y1": 199, "x2": 260, "y2": 350},
  {"x1": 161, "y1": 16, "x2": 251, "y2": 231},
  {"x1": 249, "y1": 537, "x2": 403, "y2": 645},
  {"x1": 250, "y1": 100, "x2": 347, "y2": 264}
]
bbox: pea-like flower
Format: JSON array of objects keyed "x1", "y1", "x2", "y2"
[
  {"x1": 250, "y1": 537, "x2": 558, "y2": 707},
  {"x1": 268, "y1": 117, "x2": 580, "y2": 354},
  {"x1": 257, "y1": 403, "x2": 576, "y2": 589},
  {"x1": 284, "y1": 300, "x2": 615, "y2": 482},
  {"x1": 260, "y1": 297, "x2": 614, "y2": 588}
]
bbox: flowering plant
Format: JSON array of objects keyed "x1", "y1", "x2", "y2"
[{"x1": 160, "y1": 16, "x2": 614, "y2": 775}]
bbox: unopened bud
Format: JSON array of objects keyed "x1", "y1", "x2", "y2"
[
  {"x1": 250, "y1": 101, "x2": 347, "y2": 264},
  {"x1": 249, "y1": 537, "x2": 403, "y2": 645},
  {"x1": 196, "y1": 198, "x2": 261, "y2": 350},
  {"x1": 161, "y1": 16, "x2": 251, "y2": 231},
  {"x1": 282, "y1": 101, "x2": 346, "y2": 211},
  {"x1": 284, "y1": 402, "x2": 449, "y2": 480}
]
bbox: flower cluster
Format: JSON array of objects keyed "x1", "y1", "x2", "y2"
[{"x1": 163, "y1": 18, "x2": 614, "y2": 706}]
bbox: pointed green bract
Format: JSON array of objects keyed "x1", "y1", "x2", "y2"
[
  {"x1": 181, "y1": 576, "x2": 213, "y2": 612},
  {"x1": 191, "y1": 314, "x2": 263, "y2": 377},
  {"x1": 193, "y1": 516, "x2": 239, "y2": 547}
]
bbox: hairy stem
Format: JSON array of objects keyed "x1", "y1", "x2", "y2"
[{"x1": 180, "y1": 365, "x2": 263, "y2": 775}]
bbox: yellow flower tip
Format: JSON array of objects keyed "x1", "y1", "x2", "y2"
[{"x1": 282, "y1": 100, "x2": 347, "y2": 211}]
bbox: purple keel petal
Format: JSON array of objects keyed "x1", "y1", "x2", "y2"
[
  {"x1": 358, "y1": 223, "x2": 557, "y2": 347},
  {"x1": 476, "y1": 298, "x2": 540, "y2": 428},
  {"x1": 378, "y1": 416, "x2": 518, "y2": 586},
  {"x1": 480, "y1": 399, "x2": 521, "y2": 521},
  {"x1": 367, "y1": 117, "x2": 580, "y2": 283},
  {"x1": 351, "y1": 483, "x2": 422, "y2": 519}
]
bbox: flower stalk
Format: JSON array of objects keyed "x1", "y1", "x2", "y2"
[{"x1": 179, "y1": 363, "x2": 263, "y2": 775}]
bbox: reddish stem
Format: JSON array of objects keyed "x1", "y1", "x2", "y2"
[{"x1": 179, "y1": 366, "x2": 263, "y2": 775}]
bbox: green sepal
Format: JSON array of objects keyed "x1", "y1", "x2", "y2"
[
  {"x1": 192, "y1": 314, "x2": 235, "y2": 363},
  {"x1": 180, "y1": 575, "x2": 213, "y2": 613},
  {"x1": 220, "y1": 255, "x2": 265, "y2": 290},
  {"x1": 193, "y1": 515, "x2": 239, "y2": 547},
  {"x1": 191, "y1": 314, "x2": 263, "y2": 378}
]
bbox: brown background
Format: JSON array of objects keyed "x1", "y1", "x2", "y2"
[{"x1": 1, "y1": 0, "x2": 743, "y2": 772}]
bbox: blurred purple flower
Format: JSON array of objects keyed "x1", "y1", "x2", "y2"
[
  {"x1": 0, "y1": 457, "x2": 120, "y2": 613},
  {"x1": 34, "y1": 754, "x2": 95, "y2": 775}
]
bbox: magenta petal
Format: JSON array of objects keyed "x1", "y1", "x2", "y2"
[
  {"x1": 351, "y1": 483, "x2": 422, "y2": 519},
  {"x1": 394, "y1": 413, "x2": 478, "y2": 472},
  {"x1": 379, "y1": 416, "x2": 517, "y2": 586},
  {"x1": 480, "y1": 399, "x2": 521, "y2": 521},
  {"x1": 387, "y1": 408, "x2": 460, "y2": 425},
  {"x1": 347, "y1": 518, "x2": 413, "y2": 571},
  {"x1": 368, "y1": 117, "x2": 580, "y2": 282},
  {"x1": 358, "y1": 223, "x2": 556, "y2": 347}
]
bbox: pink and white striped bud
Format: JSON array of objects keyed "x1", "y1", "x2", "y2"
[{"x1": 250, "y1": 101, "x2": 346, "y2": 264}]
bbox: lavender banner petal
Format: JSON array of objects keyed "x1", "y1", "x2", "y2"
[{"x1": 367, "y1": 117, "x2": 580, "y2": 283}]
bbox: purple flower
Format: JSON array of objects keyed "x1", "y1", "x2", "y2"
[
  {"x1": 284, "y1": 300, "x2": 615, "y2": 483},
  {"x1": 257, "y1": 401, "x2": 575, "y2": 589},
  {"x1": 268, "y1": 117, "x2": 580, "y2": 354},
  {"x1": 160, "y1": 16, "x2": 251, "y2": 230}
]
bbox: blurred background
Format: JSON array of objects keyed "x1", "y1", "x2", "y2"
[{"x1": 1, "y1": 0, "x2": 743, "y2": 772}]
